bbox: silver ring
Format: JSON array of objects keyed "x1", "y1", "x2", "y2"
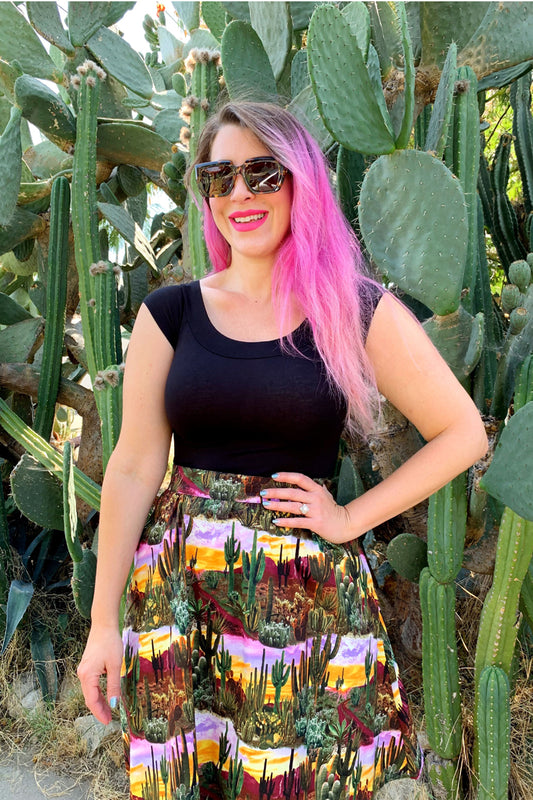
[{"x1": 299, "y1": 503, "x2": 309, "y2": 515}]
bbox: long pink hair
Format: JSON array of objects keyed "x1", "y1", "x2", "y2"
[{"x1": 189, "y1": 102, "x2": 381, "y2": 436}]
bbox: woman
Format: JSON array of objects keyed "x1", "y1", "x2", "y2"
[{"x1": 78, "y1": 102, "x2": 487, "y2": 800}]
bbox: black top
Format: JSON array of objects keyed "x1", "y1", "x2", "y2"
[{"x1": 142, "y1": 280, "x2": 382, "y2": 477}]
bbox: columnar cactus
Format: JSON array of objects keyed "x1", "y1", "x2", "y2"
[{"x1": 70, "y1": 59, "x2": 123, "y2": 469}]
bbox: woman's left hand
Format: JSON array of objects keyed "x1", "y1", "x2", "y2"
[{"x1": 261, "y1": 472, "x2": 356, "y2": 544}]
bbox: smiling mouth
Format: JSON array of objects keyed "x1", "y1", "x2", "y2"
[{"x1": 232, "y1": 212, "x2": 267, "y2": 223}]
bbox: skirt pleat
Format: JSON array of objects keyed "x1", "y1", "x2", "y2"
[{"x1": 120, "y1": 465, "x2": 422, "y2": 800}]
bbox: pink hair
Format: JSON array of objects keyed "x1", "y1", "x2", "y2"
[{"x1": 191, "y1": 102, "x2": 381, "y2": 437}]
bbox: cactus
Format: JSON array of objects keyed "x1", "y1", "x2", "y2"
[
  {"x1": 386, "y1": 533, "x2": 428, "y2": 583},
  {"x1": 71, "y1": 59, "x2": 123, "y2": 470},
  {"x1": 224, "y1": 523, "x2": 240, "y2": 596},
  {"x1": 427, "y1": 473, "x2": 467, "y2": 584},
  {"x1": 0, "y1": 105, "x2": 22, "y2": 225},
  {"x1": 0, "y1": 398, "x2": 101, "y2": 510},
  {"x1": 271, "y1": 651, "x2": 290, "y2": 711},
  {"x1": 227, "y1": 740, "x2": 244, "y2": 800},
  {"x1": 241, "y1": 528, "x2": 265, "y2": 608},
  {"x1": 443, "y1": 66, "x2": 480, "y2": 311},
  {"x1": 475, "y1": 667, "x2": 510, "y2": 800},
  {"x1": 419, "y1": 569, "x2": 462, "y2": 760},
  {"x1": 308, "y1": 5, "x2": 395, "y2": 155},
  {"x1": 215, "y1": 636, "x2": 231, "y2": 690},
  {"x1": 33, "y1": 176, "x2": 69, "y2": 441},
  {"x1": 359, "y1": 148, "x2": 468, "y2": 316}
]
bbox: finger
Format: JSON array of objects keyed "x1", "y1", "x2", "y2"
[
  {"x1": 263, "y1": 499, "x2": 311, "y2": 516},
  {"x1": 261, "y1": 487, "x2": 309, "y2": 502},
  {"x1": 272, "y1": 517, "x2": 313, "y2": 530},
  {"x1": 78, "y1": 675, "x2": 112, "y2": 724},
  {"x1": 271, "y1": 472, "x2": 318, "y2": 491}
]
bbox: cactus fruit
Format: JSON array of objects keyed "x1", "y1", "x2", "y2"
[{"x1": 508, "y1": 259, "x2": 531, "y2": 293}]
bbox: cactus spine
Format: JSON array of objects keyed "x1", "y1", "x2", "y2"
[{"x1": 34, "y1": 176, "x2": 70, "y2": 441}]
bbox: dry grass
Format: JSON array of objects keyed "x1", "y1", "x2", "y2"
[{"x1": 0, "y1": 611, "x2": 128, "y2": 800}]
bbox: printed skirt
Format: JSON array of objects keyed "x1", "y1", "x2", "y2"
[{"x1": 120, "y1": 465, "x2": 422, "y2": 800}]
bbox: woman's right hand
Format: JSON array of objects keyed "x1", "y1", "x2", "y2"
[{"x1": 77, "y1": 624, "x2": 123, "y2": 725}]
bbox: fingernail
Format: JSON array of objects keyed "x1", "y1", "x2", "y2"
[
  {"x1": 273, "y1": 519, "x2": 281, "y2": 525},
  {"x1": 271, "y1": 473, "x2": 279, "y2": 479},
  {"x1": 109, "y1": 696, "x2": 119, "y2": 709},
  {"x1": 262, "y1": 500, "x2": 271, "y2": 507},
  {"x1": 260, "y1": 490, "x2": 268, "y2": 496}
]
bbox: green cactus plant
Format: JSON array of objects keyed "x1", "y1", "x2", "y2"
[
  {"x1": 241, "y1": 528, "x2": 265, "y2": 608},
  {"x1": 475, "y1": 666, "x2": 511, "y2": 800},
  {"x1": 33, "y1": 176, "x2": 69, "y2": 441},
  {"x1": 224, "y1": 522, "x2": 240, "y2": 596},
  {"x1": 419, "y1": 568, "x2": 462, "y2": 761}
]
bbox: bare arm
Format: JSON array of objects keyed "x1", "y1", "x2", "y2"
[
  {"x1": 262, "y1": 293, "x2": 488, "y2": 541},
  {"x1": 77, "y1": 304, "x2": 174, "y2": 722}
]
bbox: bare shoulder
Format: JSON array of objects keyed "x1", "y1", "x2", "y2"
[{"x1": 365, "y1": 292, "x2": 483, "y2": 441}]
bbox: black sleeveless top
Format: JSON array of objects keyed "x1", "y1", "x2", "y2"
[{"x1": 142, "y1": 280, "x2": 381, "y2": 477}]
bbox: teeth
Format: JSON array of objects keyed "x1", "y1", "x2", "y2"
[{"x1": 233, "y1": 213, "x2": 266, "y2": 223}]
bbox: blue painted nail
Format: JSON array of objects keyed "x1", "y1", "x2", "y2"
[
  {"x1": 109, "y1": 696, "x2": 118, "y2": 709},
  {"x1": 260, "y1": 490, "x2": 267, "y2": 496},
  {"x1": 262, "y1": 500, "x2": 271, "y2": 507},
  {"x1": 271, "y1": 473, "x2": 279, "y2": 479}
]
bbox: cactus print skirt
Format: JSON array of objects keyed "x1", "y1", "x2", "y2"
[{"x1": 120, "y1": 465, "x2": 422, "y2": 800}]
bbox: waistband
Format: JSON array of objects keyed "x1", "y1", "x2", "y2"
[{"x1": 166, "y1": 464, "x2": 331, "y2": 503}]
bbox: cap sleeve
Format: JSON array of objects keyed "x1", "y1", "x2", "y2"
[{"x1": 142, "y1": 284, "x2": 186, "y2": 349}]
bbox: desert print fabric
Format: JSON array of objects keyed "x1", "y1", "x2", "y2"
[{"x1": 120, "y1": 466, "x2": 421, "y2": 800}]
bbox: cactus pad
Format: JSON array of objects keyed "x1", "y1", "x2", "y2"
[
  {"x1": 480, "y1": 402, "x2": 533, "y2": 520},
  {"x1": 308, "y1": 5, "x2": 395, "y2": 155},
  {"x1": 360, "y1": 149, "x2": 468, "y2": 315}
]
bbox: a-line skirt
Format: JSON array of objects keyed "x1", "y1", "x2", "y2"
[{"x1": 120, "y1": 464, "x2": 422, "y2": 800}]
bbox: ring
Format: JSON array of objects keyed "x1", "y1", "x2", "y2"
[{"x1": 299, "y1": 503, "x2": 309, "y2": 515}]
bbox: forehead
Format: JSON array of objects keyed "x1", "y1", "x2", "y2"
[{"x1": 209, "y1": 124, "x2": 273, "y2": 162}]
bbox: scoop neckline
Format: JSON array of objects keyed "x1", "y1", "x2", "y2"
[{"x1": 194, "y1": 280, "x2": 308, "y2": 346}]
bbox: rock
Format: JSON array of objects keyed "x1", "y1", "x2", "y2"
[
  {"x1": 6, "y1": 671, "x2": 44, "y2": 719},
  {"x1": 374, "y1": 778, "x2": 431, "y2": 800},
  {"x1": 74, "y1": 714, "x2": 121, "y2": 757}
]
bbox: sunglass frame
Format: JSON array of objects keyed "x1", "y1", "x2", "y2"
[{"x1": 194, "y1": 157, "x2": 288, "y2": 198}]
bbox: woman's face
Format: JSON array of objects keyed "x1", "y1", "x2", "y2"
[{"x1": 207, "y1": 124, "x2": 292, "y2": 268}]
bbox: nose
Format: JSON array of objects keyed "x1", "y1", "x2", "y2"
[{"x1": 230, "y1": 170, "x2": 253, "y2": 199}]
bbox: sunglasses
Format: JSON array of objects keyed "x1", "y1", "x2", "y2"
[{"x1": 195, "y1": 157, "x2": 289, "y2": 198}]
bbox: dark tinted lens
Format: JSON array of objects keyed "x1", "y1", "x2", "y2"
[
  {"x1": 245, "y1": 159, "x2": 283, "y2": 193},
  {"x1": 196, "y1": 163, "x2": 234, "y2": 197}
]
